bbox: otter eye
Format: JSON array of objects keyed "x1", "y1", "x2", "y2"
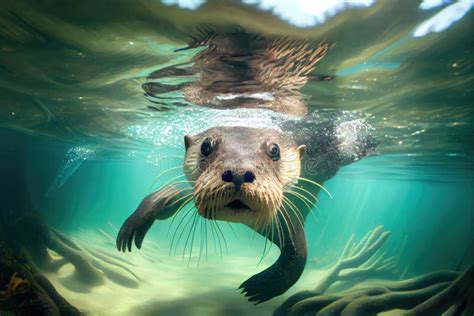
[
  {"x1": 201, "y1": 138, "x2": 213, "y2": 157},
  {"x1": 268, "y1": 143, "x2": 280, "y2": 161}
]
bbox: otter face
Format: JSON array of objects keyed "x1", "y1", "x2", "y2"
[{"x1": 183, "y1": 127, "x2": 305, "y2": 228}]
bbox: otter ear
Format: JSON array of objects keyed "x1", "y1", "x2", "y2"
[
  {"x1": 297, "y1": 145, "x2": 306, "y2": 159},
  {"x1": 184, "y1": 135, "x2": 193, "y2": 151}
]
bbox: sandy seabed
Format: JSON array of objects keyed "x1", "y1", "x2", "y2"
[{"x1": 44, "y1": 227, "x2": 326, "y2": 316}]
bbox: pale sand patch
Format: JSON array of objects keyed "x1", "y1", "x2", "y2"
[{"x1": 44, "y1": 227, "x2": 326, "y2": 315}]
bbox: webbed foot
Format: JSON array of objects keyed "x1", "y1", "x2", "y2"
[
  {"x1": 116, "y1": 211, "x2": 154, "y2": 252},
  {"x1": 239, "y1": 265, "x2": 295, "y2": 304}
]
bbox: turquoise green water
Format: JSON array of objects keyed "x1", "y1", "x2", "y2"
[{"x1": 0, "y1": 0, "x2": 473, "y2": 315}]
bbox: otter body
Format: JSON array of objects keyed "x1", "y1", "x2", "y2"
[{"x1": 116, "y1": 120, "x2": 375, "y2": 303}]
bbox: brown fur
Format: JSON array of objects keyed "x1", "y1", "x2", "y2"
[{"x1": 183, "y1": 126, "x2": 305, "y2": 228}]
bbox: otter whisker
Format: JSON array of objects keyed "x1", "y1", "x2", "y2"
[
  {"x1": 159, "y1": 173, "x2": 189, "y2": 190},
  {"x1": 250, "y1": 209, "x2": 264, "y2": 244},
  {"x1": 268, "y1": 216, "x2": 277, "y2": 256},
  {"x1": 169, "y1": 206, "x2": 194, "y2": 254},
  {"x1": 185, "y1": 159, "x2": 202, "y2": 175},
  {"x1": 285, "y1": 191, "x2": 319, "y2": 223},
  {"x1": 188, "y1": 212, "x2": 202, "y2": 266},
  {"x1": 211, "y1": 220, "x2": 223, "y2": 259},
  {"x1": 183, "y1": 212, "x2": 198, "y2": 263},
  {"x1": 186, "y1": 165, "x2": 199, "y2": 176},
  {"x1": 296, "y1": 177, "x2": 332, "y2": 199},
  {"x1": 168, "y1": 188, "x2": 194, "y2": 207},
  {"x1": 196, "y1": 216, "x2": 204, "y2": 267},
  {"x1": 276, "y1": 204, "x2": 296, "y2": 242},
  {"x1": 182, "y1": 213, "x2": 199, "y2": 267},
  {"x1": 289, "y1": 184, "x2": 319, "y2": 204},
  {"x1": 279, "y1": 206, "x2": 300, "y2": 244},
  {"x1": 154, "y1": 155, "x2": 185, "y2": 160},
  {"x1": 194, "y1": 191, "x2": 208, "y2": 219},
  {"x1": 282, "y1": 196, "x2": 305, "y2": 230},
  {"x1": 288, "y1": 184, "x2": 323, "y2": 217},
  {"x1": 283, "y1": 195, "x2": 305, "y2": 225},
  {"x1": 257, "y1": 223, "x2": 271, "y2": 266},
  {"x1": 280, "y1": 204, "x2": 300, "y2": 248},
  {"x1": 263, "y1": 179, "x2": 284, "y2": 247},
  {"x1": 269, "y1": 183, "x2": 284, "y2": 214},
  {"x1": 204, "y1": 218, "x2": 208, "y2": 262},
  {"x1": 277, "y1": 204, "x2": 295, "y2": 235},
  {"x1": 149, "y1": 166, "x2": 183, "y2": 190},
  {"x1": 169, "y1": 204, "x2": 195, "y2": 255},
  {"x1": 167, "y1": 194, "x2": 194, "y2": 236},
  {"x1": 200, "y1": 203, "x2": 209, "y2": 262},
  {"x1": 214, "y1": 220, "x2": 229, "y2": 256},
  {"x1": 208, "y1": 211, "x2": 219, "y2": 255},
  {"x1": 275, "y1": 212, "x2": 285, "y2": 249},
  {"x1": 199, "y1": 193, "x2": 227, "y2": 259},
  {"x1": 290, "y1": 188, "x2": 320, "y2": 215},
  {"x1": 263, "y1": 216, "x2": 276, "y2": 261},
  {"x1": 161, "y1": 179, "x2": 197, "y2": 191},
  {"x1": 197, "y1": 217, "x2": 205, "y2": 266},
  {"x1": 227, "y1": 222, "x2": 237, "y2": 240},
  {"x1": 285, "y1": 191, "x2": 313, "y2": 213},
  {"x1": 167, "y1": 190, "x2": 193, "y2": 214}
]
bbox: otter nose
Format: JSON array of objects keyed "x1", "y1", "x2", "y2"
[
  {"x1": 221, "y1": 170, "x2": 255, "y2": 188},
  {"x1": 221, "y1": 170, "x2": 234, "y2": 183},
  {"x1": 243, "y1": 171, "x2": 255, "y2": 183}
]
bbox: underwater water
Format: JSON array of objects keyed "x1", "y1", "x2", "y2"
[{"x1": 0, "y1": 0, "x2": 473, "y2": 315}]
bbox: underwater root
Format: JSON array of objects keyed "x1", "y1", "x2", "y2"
[
  {"x1": 1, "y1": 210, "x2": 141, "y2": 314},
  {"x1": 275, "y1": 268, "x2": 473, "y2": 316},
  {"x1": 45, "y1": 229, "x2": 140, "y2": 289},
  {"x1": 275, "y1": 225, "x2": 474, "y2": 315},
  {"x1": 2, "y1": 211, "x2": 139, "y2": 291},
  {"x1": 0, "y1": 246, "x2": 81, "y2": 316}
]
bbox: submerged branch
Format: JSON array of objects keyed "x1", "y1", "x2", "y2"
[{"x1": 275, "y1": 225, "x2": 474, "y2": 316}]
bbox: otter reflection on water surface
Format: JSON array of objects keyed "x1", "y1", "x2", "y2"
[
  {"x1": 142, "y1": 26, "x2": 333, "y2": 117},
  {"x1": 117, "y1": 121, "x2": 375, "y2": 303}
]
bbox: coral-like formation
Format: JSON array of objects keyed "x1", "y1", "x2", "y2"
[{"x1": 274, "y1": 226, "x2": 474, "y2": 315}]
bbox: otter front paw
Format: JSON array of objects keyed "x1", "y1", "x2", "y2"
[
  {"x1": 116, "y1": 212, "x2": 154, "y2": 252},
  {"x1": 239, "y1": 268, "x2": 290, "y2": 304}
]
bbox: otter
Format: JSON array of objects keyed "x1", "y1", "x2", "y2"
[
  {"x1": 142, "y1": 26, "x2": 333, "y2": 117},
  {"x1": 116, "y1": 119, "x2": 376, "y2": 303}
]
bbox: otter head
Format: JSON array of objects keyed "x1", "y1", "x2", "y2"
[{"x1": 183, "y1": 127, "x2": 306, "y2": 228}]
